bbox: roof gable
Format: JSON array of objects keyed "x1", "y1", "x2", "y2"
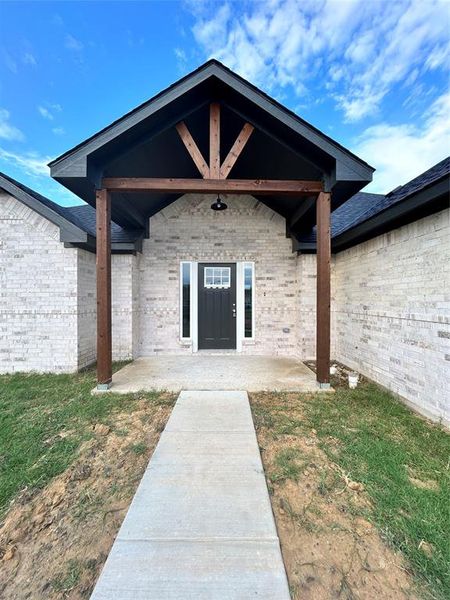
[
  {"x1": 49, "y1": 60, "x2": 373, "y2": 179},
  {"x1": 49, "y1": 60, "x2": 374, "y2": 234}
]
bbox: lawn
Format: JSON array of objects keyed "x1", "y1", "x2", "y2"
[
  {"x1": 0, "y1": 365, "x2": 175, "y2": 598},
  {"x1": 250, "y1": 378, "x2": 449, "y2": 600}
]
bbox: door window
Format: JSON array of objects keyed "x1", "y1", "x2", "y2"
[{"x1": 204, "y1": 266, "x2": 231, "y2": 289}]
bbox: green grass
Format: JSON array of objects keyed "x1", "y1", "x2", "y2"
[
  {"x1": 271, "y1": 447, "x2": 305, "y2": 483},
  {"x1": 303, "y1": 383, "x2": 450, "y2": 600},
  {"x1": 0, "y1": 364, "x2": 174, "y2": 518},
  {"x1": 127, "y1": 441, "x2": 148, "y2": 455}
]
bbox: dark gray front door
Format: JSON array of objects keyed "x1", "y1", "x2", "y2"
[{"x1": 198, "y1": 263, "x2": 236, "y2": 349}]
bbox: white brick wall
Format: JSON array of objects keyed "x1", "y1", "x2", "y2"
[
  {"x1": 136, "y1": 194, "x2": 300, "y2": 356},
  {"x1": 112, "y1": 254, "x2": 139, "y2": 360},
  {"x1": 332, "y1": 208, "x2": 450, "y2": 424},
  {"x1": 0, "y1": 192, "x2": 79, "y2": 372},
  {"x1": 77, "y1": 249, "x2": 96, "y2": 369}
]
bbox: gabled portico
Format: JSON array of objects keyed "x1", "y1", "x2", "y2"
[{"x1": 49, "y1": 60, "x2": 374, "y2": 391}]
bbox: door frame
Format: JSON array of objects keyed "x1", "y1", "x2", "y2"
[{"x1": 180, "y1": 260, "x2": 254, "y2": 353}]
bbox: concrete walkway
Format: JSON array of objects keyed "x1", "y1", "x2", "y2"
[
  {"x1": 106, "y1": 354, "x2": 319, "y2": 393},
  {"x1": 90, "y1": 391, "x2": 290, "y2": 599}
]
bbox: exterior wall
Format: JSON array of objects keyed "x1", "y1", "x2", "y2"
[
  {"x1": 136, "y1": 194, "x2": 301, "y2": 357},
  {"x1": 332, "y1": 208, "x2": 450, "y2": 424},
  {"x1": 77, "y1": 249, "x2": 96, "y2": 369},
  {"x1": 112, "y1": 254, "x2": 140, "y2": 360},
  {"x1": 0, "y1": 192, "x2": 79, "y2": 373},
  {"x1": 296, "y1": 254, "x2": 317, "y2": 359},
  {"x1": 0, "y1": 191, "x2": 139, "y2": 372}
]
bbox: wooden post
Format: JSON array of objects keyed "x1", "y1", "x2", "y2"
[
  {"x1": 316, "y1": 191, "x2": 331, "y2": 386},
  {"x1": 96, "y1": 188, "x2": 112, "y2": 388}
]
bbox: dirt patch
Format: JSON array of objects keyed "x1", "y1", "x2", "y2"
[
  {"x1": 304, "y1": 360, "x2": 368, "y2": 389},
  {"x1": 250, "y1": 392, "x2": 418, "y2": 600},
  {"x1": 0, "y1": 395, "x2": 174, "y2": 599}
]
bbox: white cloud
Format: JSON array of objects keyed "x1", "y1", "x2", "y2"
[
  {"x1": 189, "y1": 0, "x2": 450, "y2": 121},
  {"x1": 0, "y1": 148, "x2": 53, "y2": 177},
  {"x1": 38, "y1": 106, "x2": 53, "y2": 120},
  {"x1": 353, "y1": 91, "x2": 450, "y2": 193},
  {"x1": 0, "y1": 109, "x2": 25, "y2": 142},
  {"x1": 37, "y1": 103, "x2": 62, "y2": 121},
  {"x1": 65, "y1": 34, "x2": 84, "y2": 51},
  {"x1": 23, "y1": 52, "x2": 37, "y2": 66},
  {"x1": 174, "y1": 47, "x2": 187, "y2": 62},
  {"x1": 52, "y1": 127, "x2": 65, "y2": 136},
  {"x1": 2, "y1": 50, "x2": 18, "y2": 74}
]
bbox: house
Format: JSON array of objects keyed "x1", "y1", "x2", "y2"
[{"x1": 0, "y1": 60, "x2": 448, "y2": 424}]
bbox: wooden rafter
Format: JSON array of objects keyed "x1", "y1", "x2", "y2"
[
  {"x1": 102, "y1": 177, "x2": 323, "y2": 195},
  {"x1": 176, "y1": 122, "x2": 209, "y2": 178},
  {"x1": 209, "y1": 102, "x2": 220, "y2": 178},
  {"x1": 176, "y1": 102, "x2": 256, "y2": 180},
  {"x1": 220, "y1": 122, "x2": 254, "y2": 179}
]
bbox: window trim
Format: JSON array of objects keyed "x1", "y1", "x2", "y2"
[
  {"x1": 204, "y1": 266, "x2": 231, "y2": 289},
  {"x1": 243, "y1": 262, "x2": 255, "y2": 341},
  {"x1": 179, "y1": 261, "x2": 193, "y2": 341}
]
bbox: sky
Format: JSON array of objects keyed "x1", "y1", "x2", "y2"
[{"x1": 0, "y1": 0, "x2": 449, "y2": 207}]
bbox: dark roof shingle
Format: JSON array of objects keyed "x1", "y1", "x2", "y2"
[{"x1": 299, "y1": 156, "x2": 450, "y2": 244}]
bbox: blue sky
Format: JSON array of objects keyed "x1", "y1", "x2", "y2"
[{"x1": 0, "y1": 0, "x2": 449, "y2": 206}]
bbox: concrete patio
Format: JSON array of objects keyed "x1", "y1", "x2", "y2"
[{"x1": 104, "y1": 355, "x2": 322, "y2": 393}]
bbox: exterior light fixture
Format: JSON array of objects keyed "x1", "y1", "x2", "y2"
[{"x1": 211, "y1": 195, "x2": 227, "y2": 211}]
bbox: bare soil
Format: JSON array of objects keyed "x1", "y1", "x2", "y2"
[
  {"x1": 0, "y1": 395, "x2": 174, "y2": 599},
  {"x1": 250, "y1": 390, "x2": 419, "y2": 600}
]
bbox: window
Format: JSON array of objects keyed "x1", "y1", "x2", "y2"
[
  {"x1": 181, "y1": 262, "x2": 191, "y2": 338},
  {"x1": 244, "y1": 263, "x2": 254, "y2": 338},
  {"x1": 204, "y1": 266, "x2": 231, "y2": 289}
]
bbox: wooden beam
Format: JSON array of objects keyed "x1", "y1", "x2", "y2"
[
  {"x1": 96, "y1": 189, "x2": 112, "y2": 388},
  {"x1": 209, "y1": 102, "x2": 220, "y2": 178},
  {"x1": 220, "y1": 123, "x2": 254, "y2": 179},
  {"x1": 316, "y1": 191, "x2": 331, "y2": 386},
  {"x1": 102, "y1": 177, "x2": 323, "y2": 196},
  {"x1": 175, "y1": 121, "x2": 209, "y2": 179}
]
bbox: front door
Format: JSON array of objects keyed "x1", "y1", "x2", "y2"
[{"x1": 198, "y1": 263, "x2": 236, "y2": 349}]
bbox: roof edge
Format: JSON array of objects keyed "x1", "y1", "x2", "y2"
[{"x1": 0, "y1": 172, "x2": 88, "y2": 243}]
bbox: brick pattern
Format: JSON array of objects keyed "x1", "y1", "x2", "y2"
[
  {"x1": 0, "y1": 192, "x2": 79, "y2": 372},
  {"x1": 77, "y1": 249, "x2": 96, "y2": 369},
  {"x1": 332, "y1": 208, "x2": 450, "y2": 424},
  {"x1": 296, "y1": 254, "x2": 317, "y2": 359},
  {"x1": 112, "y1": 254, "x2": 140, "y2": 360},
  {"x1": 137, "y1": 194, "x2": 300, "y2": 356}
]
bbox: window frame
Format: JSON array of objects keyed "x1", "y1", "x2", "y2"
[
  {"x1": 180, "y1": 261, "x2": 193, "y2": 341},
  {"x1": 243, "y1": 262, "x2": 255, "y2": 340},
  {"x1": 204, "y1": 266, "x2": 232, "y2": 289}
]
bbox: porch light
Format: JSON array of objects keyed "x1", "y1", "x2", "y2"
[{"x1": 211, "y1": 195, "x2": 227, "y2": 211}]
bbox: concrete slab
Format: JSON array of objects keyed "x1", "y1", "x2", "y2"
[
  {"x1": 102, "y1": 354, "x2": 320, "y2": 394},
  {"x1": 90, "y1": 540, "x2": 289, "y2": 600},
  {"x1": 90, "y1": 390, "x2": 290, "y2": 600}
]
